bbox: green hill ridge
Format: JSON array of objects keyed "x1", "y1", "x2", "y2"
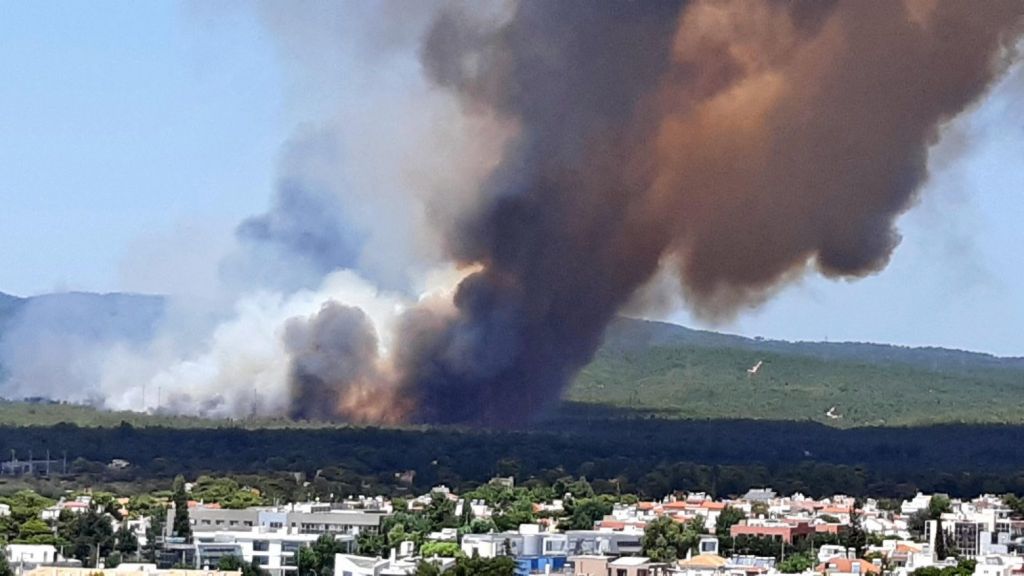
[
  {"x1": 569, "y1": 318, "x2": 1024, "y2": 427},
  {"x1": 1, "y1": 293, "x2": 1022, "y2": 428}
]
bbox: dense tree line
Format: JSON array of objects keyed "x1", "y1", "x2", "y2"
[{"x1": 1, "y1": 415, "x2": 1024, "y2": 500}]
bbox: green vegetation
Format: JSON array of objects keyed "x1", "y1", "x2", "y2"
[
  {"x1": 171, "y1": 475, "x2": 191, "y2": 541},
  {"x1": 419, "y1": 542, "x2": 462, "y2": 558},
  {"x1": 778, "y1": 552, "x2": 815, "y2": 573},
  {"x1": 413, "y1": 556, "x2": 515, "y2": 576},
  {"x1": 1, "y1": 315, "x2": 1022, "y2": 430},
  {"x1": 714, "y1": 506, "x2": 745, "y2": 539},
  {"x1": 912, "y1": 559, "x2": 976, "y2": 576},
  {"x1": 445, "y1": 555, "x2": 515, "y2": 576},
  {"x1": 642, "y1": 516, "x2": 705, "y2": 562},
  {"x1": 2, "y1": 415, "x2": 1024, "y2": 500},
  {"x1": 571, "y1": 320, "x2": 1024, "y2": 427},
  {"x1": 297, "y1": 534, "x2": 347, "y2": 576},
  {"x1": 724, "y1": 532, "x2": 883, "y2": 564},
  {"x1": 218, "y1": 554, "x2": 267, "y2": 576},
  {"x1": 0, "y1": 400, "x2": 320, "y2": 429}
]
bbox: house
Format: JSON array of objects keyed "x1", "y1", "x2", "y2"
[
  {"x1": 901, "y1": 494, "x2": 934, "y2": 516},
  {"x1": 571, "y1": 555, "x2": 613, "y2": 576},
  {"x1": 816, "y1": 556, "x2": 882, "y2": 576},
  {"x1": 41, "y1": 497, "x2": 91, "y2": 520},
  {"x1": 460, "y1": 524, "x2": 568, "y2": 559},
  {"x1": 188, "y1": 505, "x2": 386, "y2": 537},
  {"x1": 333, "y1": 553, "x2": 454, "y2": 576},
  {"x1": 570, "y1": 555, "x2": 670, "y2": 576},
  {"x1": 565, "y1": 530, "x2": 645, "y2": 556},
  {"x1": 675, "y1": 554, "x2": 729, "y2": 576},
  {"x1": 730, "y1": 520, "x2": 815, "y2": 545},
  {"x1": 5, "y1": 544, "x2": 60, "y2": 565},
  {"x1": 515, "y1": 555, "x2": 567, "y2": 576},
  {"x1": 973, "y1": 555, "x2": 1024, "y2": 576},
  {"x1": 742, "y1": 490, "x2": 777, "y2": 503},
  {"x1": 193, "y1": 528, "x2": 355, "y2": 576},
  {"x1": 724, "y1": 555, "x2": 776, "y2": 576},
  {"x1": 608, "y1": 556, "x2": 670, "y2": 576},
  {"x1": 23, "y1": 568, "x2": 241, "y2": 576}
]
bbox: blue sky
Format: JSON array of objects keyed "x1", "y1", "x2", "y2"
[
  {"x1": 0, "y1": 1, "x2": 284, "y2": 295},
  {"x1": 1, "y1": 2, "x2": 1022, "y2": 356}
]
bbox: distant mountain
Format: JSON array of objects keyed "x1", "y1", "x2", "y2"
[
  {"x1": 0, "y1": 291, "x2": 165, "y2": 393},
  {"x1": 0, "y1": 291, "x2": 164, "y2": 343},
  {"x1": 1, "y1": 291, "x2": 1021, "y2": 426},
  {"x1": 570, "y1": 317, "x2": 1024, "y2": 427},
  {"x1": 0, "y1": 292, "x2": 24, "y2": 330},
  {"x1": 602, "y1": 317, "x2": 1024, "y2": 373}
]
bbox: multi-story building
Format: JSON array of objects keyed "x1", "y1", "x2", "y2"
[
  {"x1": 730, "y1": 520, "x2": 815, "y2": 545},
  {"x1": 460, "y1": 525, "x2": 568, "y2": 559},
  {"x1": 186, "y1": 505, "x2": 386, "y2": 537},
  {"x1": 926, "y1": 520, "x2": 985, "y2": 558},
  {"x1": 193, "y1": 529, "x2": 355, "y2": 576}
]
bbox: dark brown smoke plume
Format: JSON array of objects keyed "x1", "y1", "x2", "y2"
[
  {"x1": 287, "y1": 0, "x2": 1023, "y2": 427},
  {"x1": 285, "y1": 302, "x2": 409, "y2": 424}
]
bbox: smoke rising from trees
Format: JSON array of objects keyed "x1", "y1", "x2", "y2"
[{"x1": 2, "y1": 0, "x2": 1021, "y2": 426}]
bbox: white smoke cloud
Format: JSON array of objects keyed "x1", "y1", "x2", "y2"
[{"x1": 117, "y1": 1, "x2": 511, "y2": 419}]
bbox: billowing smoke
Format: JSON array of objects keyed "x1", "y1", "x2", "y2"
[
  {"x1": 3, "y1": 0, "x2": 1022, "y2": 427},
  {"x1": 381, "y1": 0, "x2": 1024, "y2": 424},
  {"x1": 284, "y1": 301, "x2": 411, "y2": 423}
]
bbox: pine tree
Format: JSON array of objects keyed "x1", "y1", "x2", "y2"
[
  {"x1": 171, "y1": 476, "x2": 192, "y2": 542},
  {"x1": 934, "y1": 518, "x2": 948, "y2": 560}
]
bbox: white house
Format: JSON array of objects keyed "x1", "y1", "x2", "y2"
[
  {"x1": 334, "y1": 554, "x2": 454, "y2": 576},
  {"x1": 5, "y1": 544, "x2": 59, "y2": 565},
  {"x1": 460, "y1": 524, "x2": 568, "y2": 559},
  {"x1": 901, "y1": 494, "x2": 933, "y2": 516},
  {"x1": 973, "y1": 555, "x2": 1024, "y2": 576},
  {"x1": 193, "y1": 529, "x2": 354, "y2": 576}
]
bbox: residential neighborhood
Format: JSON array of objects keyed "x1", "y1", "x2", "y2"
[{"x1": 2, "y1": 476, "x2": 1022, "y2": 576}]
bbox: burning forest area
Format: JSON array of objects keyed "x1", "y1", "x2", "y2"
[{"x1": 1, "y1": 0, "x2": 1022, "y2": 428}]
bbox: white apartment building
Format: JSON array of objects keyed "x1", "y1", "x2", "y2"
[{"x1": 193, "y1": 529, "x2": 355, "y2": 576}]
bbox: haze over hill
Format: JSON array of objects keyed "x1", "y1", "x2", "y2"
[
  {"x1": 0, "y1": 291, "x2": 1021, "y2": 427},
  {"x1": 0, "y1": 290, "x2": 164, "y2": 399}
]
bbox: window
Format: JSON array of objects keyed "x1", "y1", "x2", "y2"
[
  {"x1": 544, "y1": 540, "x2": 565, "y2": 553},
  {"x1": 616, "y1": 570, "x2": 627, "y2": 576},
  {"x1": 253, "y1": 541, "x2": 270, "y2": 552}
]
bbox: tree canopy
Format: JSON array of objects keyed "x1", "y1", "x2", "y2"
[{"x1": 642, "y1": 516, "x2": 705, "y2": 562}]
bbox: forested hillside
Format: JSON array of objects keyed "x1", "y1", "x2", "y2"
[
  {"x1": 1, "y1": 293, "x2": 1022, "y2": 427},
  {"x1": 570, "y1": 319, "x2": 1024, "y2": 427}
]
